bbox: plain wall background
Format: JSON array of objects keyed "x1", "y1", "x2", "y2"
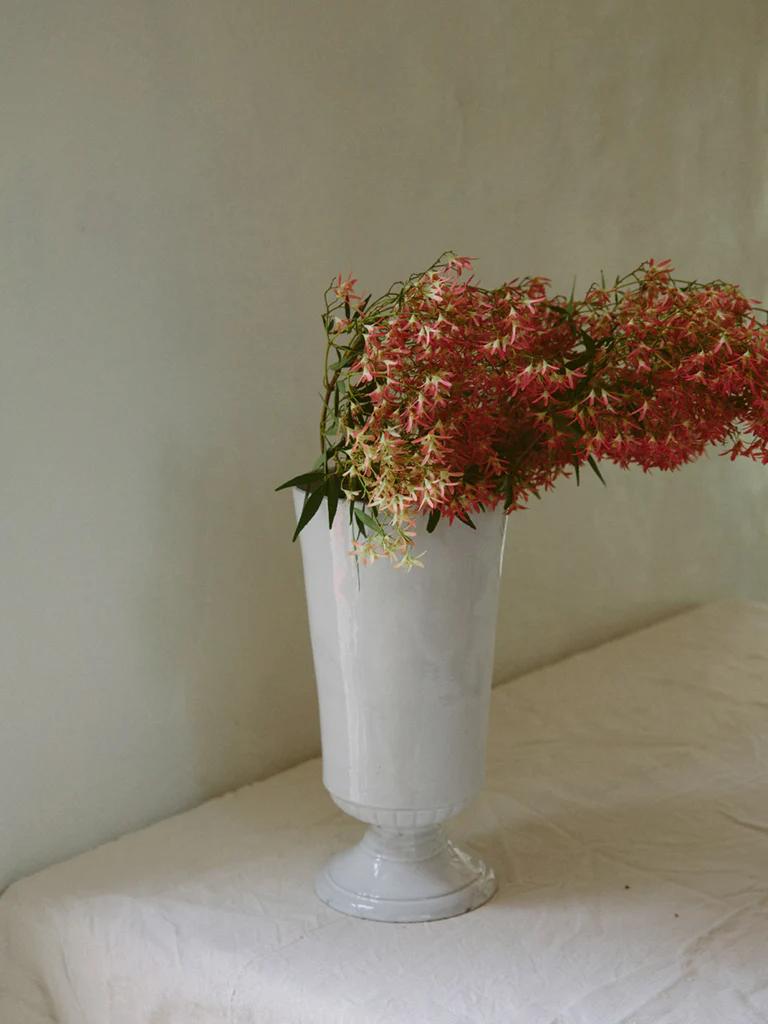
[{"x1": 2, "y1": 0, "x2": 767, "y2": 890}]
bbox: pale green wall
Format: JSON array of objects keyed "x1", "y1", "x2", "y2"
[{"x1": 2, "y1": 0, "x2": 767, "y2": 889}]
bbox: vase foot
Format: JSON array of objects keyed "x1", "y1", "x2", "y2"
[{"x1": 315, "y1": 824, "x2": 497, "y2": 922}]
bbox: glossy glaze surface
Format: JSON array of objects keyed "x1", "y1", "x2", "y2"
[
  {"x1": 296, "y1": 491, "x2": 506, "y2": 813},
  {"x1": 315, "y1": 825, "x2": 497, "y2": 922},
  {"x1": 295, "y1": 491, "x2": 505, "y2": 920}
]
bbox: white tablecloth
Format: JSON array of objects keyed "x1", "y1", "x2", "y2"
[{"x1": 2, "y1": 601, "x2": 768, "y2": 1024}]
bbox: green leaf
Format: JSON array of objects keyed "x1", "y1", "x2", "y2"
[
  {"x1": 568, "y1": 276, "x2": 576, "y2": 310},
  {"x1": 327, "y1": 476, "x2": 341, "y2": 528},
  {"x1": 565, "y1": 332, "x2": 596, "y2": 370},
  {"x1": 328, "y1": 350, "x2": 356, "y2": 372},
  {"x1": 354, "y1": 508, "x2": 382, "y2": 533},
  {"x1": 587, "y1": 455, "x2": 607, "y2": 486},
  {"x1": 292, "y1": 486, "x2": 325, "y2": 542},
  {"x1": 275, "y1": 471, "x2": 325, "y2": 493},
  {"x1": 551, "y1": 412, "x2": 582, "y2": 438},
  {"x1": 426, "y1": 508, "x2": 441, "y2": 533},
  {"x1": 503, "y1": 473, "x2": 516, "y2": 510},
  {"x1": 456, "y1": 511, "x2": 477, "y2": 529},
  {"x1": 565, "y1": 349, "x2": 593, "y2": 370},
  {"x1": 573, "y1": 461, "x2": 581, "y2": 486},
  {"x1": 547, "y1": 303, "x2": 569, "y2": 318}
]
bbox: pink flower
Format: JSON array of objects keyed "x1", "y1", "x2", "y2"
[
  {"x1": 334, "y1": 274, "x2": 361, "y2": 305},
  {"x1": 302, "y1": 253, "x2": 768, "y2": 564}
]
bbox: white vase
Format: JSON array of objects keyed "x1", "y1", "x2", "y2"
[{"x1": 294, "y1": 489, "x2": 506, "y2": 922}]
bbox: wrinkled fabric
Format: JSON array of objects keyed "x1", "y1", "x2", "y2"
[{"x1": 1, "y1": 601, "x2": 767, "y2": 1024}]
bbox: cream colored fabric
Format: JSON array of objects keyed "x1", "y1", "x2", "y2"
[{"x1": 2, "y1": 601, "x2": 767, "y2": 1023}]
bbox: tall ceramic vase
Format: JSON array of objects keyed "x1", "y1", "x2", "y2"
[{"x1": 294, "y1": 489, "x2": 506, "y2": 922}]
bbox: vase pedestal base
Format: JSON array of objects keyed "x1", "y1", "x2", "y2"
[{"x1": 315, "y1": 824, "x2": 497, "y2": 923}]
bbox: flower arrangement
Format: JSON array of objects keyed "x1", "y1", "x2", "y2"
[{"x1": 279, "y1": 253, "x2": 768, "y2": 567}]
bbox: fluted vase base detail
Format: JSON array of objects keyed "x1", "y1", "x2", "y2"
[{"x1": 315, "y1": 824, "x2": 497, "y2": 923}]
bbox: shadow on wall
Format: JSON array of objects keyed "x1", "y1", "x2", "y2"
[
  {"x1": 493, "y1": 453, "x2": 768, "y2": 682},
  {"x1": 143, "y1": 444, "x2": 320, "y2": 801}
]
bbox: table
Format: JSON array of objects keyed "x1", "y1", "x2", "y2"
[{"x1": 2, "y1": 601, "x2": 768, "y2": 1024}]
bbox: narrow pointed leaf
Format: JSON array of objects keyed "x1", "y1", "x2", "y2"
[
  {"x1": 504, "y1": 473, "x2": 515, "y2": 510},
  {"x1": 354, "y1": 508, "x2": 382, "y2": 533},
  {"x1": 327, "y1": 476, "x2": 341, "y2": 528},
  {"x1": 276, "y1": 471, "x2": 324, "y2": 493},
  {"x1": 456, "y1": 511, "x2": 477, "y2": 529},
  {"x1": 292, "y1": 486, "x2": 325, "y2": 542},
  {"x1": 587, "y1": 455, "x2": 607, "y2": 486},
  {"x1": 426, "y1": 508, "x2": 441, "y2": 533}
]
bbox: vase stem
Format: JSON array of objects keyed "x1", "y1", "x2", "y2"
[{"x1": 315, "y1": 823, "x2": 496, "y2": 922}]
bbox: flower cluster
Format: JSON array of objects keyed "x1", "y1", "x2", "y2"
[{"x1": 280, "y1": 254, "x2": 768, "y2": 565}]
